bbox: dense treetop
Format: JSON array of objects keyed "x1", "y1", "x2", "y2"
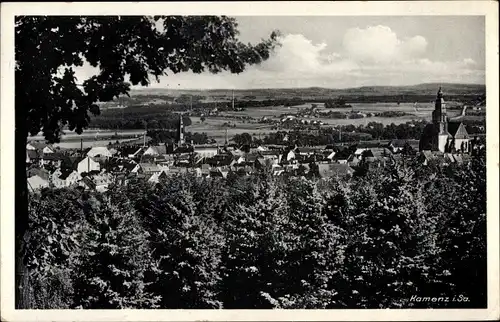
[{"x1": 15, "y1": 16, "x2": 279, "y2": 142}]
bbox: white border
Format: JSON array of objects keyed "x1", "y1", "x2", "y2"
[{"x1": 1, "y1": 2, "x2": 499, "y2": 321}]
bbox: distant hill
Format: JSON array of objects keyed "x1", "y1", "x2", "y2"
[{"x1": 129, "y1": 83, "x2": 485, "y2": 99}]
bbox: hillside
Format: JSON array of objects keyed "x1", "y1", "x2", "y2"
[{"x1": 129, "y1": 83, "x2": 485, "y2": 99}]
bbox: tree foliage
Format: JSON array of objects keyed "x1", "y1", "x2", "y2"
[
  {"x1": 25, "y1": 157, "x2": 487, "y2": 309},
  {"x1": 16, "y1": 16, "x2": 278, "y2": 141}
]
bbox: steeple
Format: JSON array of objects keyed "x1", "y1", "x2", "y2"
[
  {"x1": 177, "y1": 113, "x2": 185, "y2": 146},
  {"x1": 432, "y1": 86, "x2": 447, "y2": 133}
]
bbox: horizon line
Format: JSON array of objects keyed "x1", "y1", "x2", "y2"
[{"x1": 130, "y1": 81, "x2": 486, "y2": 92}]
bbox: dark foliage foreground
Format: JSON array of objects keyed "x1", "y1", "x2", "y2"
[{"x1": 24, "y1": 158, "x2": 486, "y2": 309}]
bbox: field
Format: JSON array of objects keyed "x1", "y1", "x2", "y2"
[
  {"x1": 29, "y1": 99, "x2": 485, "y2": 146},
  {"x1": 188, "y1": 102, "x2": 437, "y2": 142}
]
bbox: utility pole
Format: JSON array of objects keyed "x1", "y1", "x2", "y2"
[{"x1": 232, "y1": 90, "x2": 235, "y2": 110}]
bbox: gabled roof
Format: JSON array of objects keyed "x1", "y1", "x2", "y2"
[
  {"x1": 26, "y1": 150, "x2": 40, "y2": 159},
  {"x1": 448, "y1": 122, "x2": 469, "y2": 139},
  {"x1": 27, "y1": 142, "x2": 47, "y2": 151},
  {"x1": 27, "y1": 167, "x2": 50, "y2": 181},
  {"x1": 139, "y1": 163, "x2": 160, "y2": 173}
]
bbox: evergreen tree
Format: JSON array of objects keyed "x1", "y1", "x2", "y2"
[
  {"x1": 221, "y1": 176, "x2": 289, "y2": 308},
  {"x1": 138, "y1": 181, "x2": 224, "y2": 308},
  {"x1": 71, "y1": 196, "x2": 161, "y2": 309}
]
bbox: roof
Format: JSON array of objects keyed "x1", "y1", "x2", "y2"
[
  {"x1": 27, "y1": 175, "x2": 49, "y2": 191},
  {"x1": 26, "y1": 150, "x2": 40, "y2": 159},
  {"x1": 145, "y1": 145, "x2": 167, "y2": 155},
  {"x1": 58, "y1": 169, "x2": 76, "y2": 180},
  {"x1": 318, "y1": 164, "x2": 354, "y2": 178},
  {"x1": 139, "y1": 163, "x2": 160, "y2": 173},
  {"x1": 87, "y1": 146, "x2": 112, "y2": 157},
  {"x1": 194, "y1": 145, "x2": 219, "y2": 151},
  {"x1": 27, "y1": 167, "x2": 50, "y2": 181},
  {"x1": 41, "y1": 152, "x2": 64, "y2": 161},
  {"x1": 448, "y1": 122, "x2": 469, "y2": 139}
]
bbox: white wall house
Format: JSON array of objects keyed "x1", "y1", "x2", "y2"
[
  {"x1": 77, "y1": 156, "x2": 100, "y2": 174},
  {"x1": 194, "y1": 147, "x2": 219, "y2": 158},
  {"x1": 42, "y1": 146, "x2": 55, "y2": 154}
]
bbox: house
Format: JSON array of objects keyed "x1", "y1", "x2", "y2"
[
  {"x1": 27, "y1": 175, "x2": 50, "y2": 191},
  {"x1": 26, "y1": 142, "x2": 53, "y2": 153},
  {"x1": 204, "y1": 154, "x2": 234, "y2": 167},
  {"x1": 87, "y1": 146, "x2": 113, "y2": 158},
  {"x1": 26, "y1": 142, "x2": 38, "y2": 151},
  {"x1": 388, "y1": 140, "x2": 410, "y2": 154},
  {"x1": 194, "y1": 145, "x2": 219, "y2": 158},
  {"x1": 148, "y1": 170, "x2": 168, "y2": 184},
  {"x1": 51, "y1": 169, "x2": 82, "y2": 188},
  {"x1": 281, "y1": 149, "x2": 296, "y2": 163},
  {"x1": 419, "y1": 150, "x2": 446, "y2": 166},
  {"x1": 90, "y1": 172, "x2": 114, "y2": 191},
  {"x1": 294, "y1": 147, "x2": 317, "y2": 156},
  {"x1": 49, "y1": 169, "x2": 65, "y2": 188},
  {"x1": 132, "y1": 163, "x2": 161, "y2": 175},
  {"x1": 156, "y1": 155, "x2": 176, "y2": 166},
  {"x1": 128, "y1": 147, "x2": 147, "y2": 159},
  {"x1": 27, "y1": 167, "x2": 50, "y2": 181},
  {"x1": 347, "y1": 155, "x2": 361, "y2": 167},
  {"x1": 63, "y1": 171, "x2": 82, "y2": 187},
  {"x1": 317, "y1": 164, "x2": 355, "y2": 178},
  {"x1": 143, "y1": 145, "x2": 167, "y2": 157},
  {"x1": 26, "y1": 150, "x2": 41, "y2": 164},
  {"x1": 77, "y1": 156, "x2": 101, "y2": 174},
  {"x1": 39, "y1": 153, "x2": 64, "y2": 168},
  {"x1": 447, "y1": 122, "x2": 471, "y2": 153},
  {"x1": 42, "y1": 145, "x2": 56, "y2": 154}
]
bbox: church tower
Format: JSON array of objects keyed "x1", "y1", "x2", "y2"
[
  {"x1": 432, "y1": 87, "x2": 450, "y2": 152},
  {"x1": 177, "y1": 113, "x2": 185, "y2": 146}
]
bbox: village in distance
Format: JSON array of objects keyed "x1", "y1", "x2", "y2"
[{"x1": 26, "y1": 83, "x2": 486, "y2": 190}]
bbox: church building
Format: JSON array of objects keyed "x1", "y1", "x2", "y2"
[{"x1": 419, "y1": 87, "x2": 470, "y2": 153}]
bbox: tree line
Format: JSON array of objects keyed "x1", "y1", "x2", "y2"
[{"x1": 24, "y1": 157, "x2": 486, "y2": 309}]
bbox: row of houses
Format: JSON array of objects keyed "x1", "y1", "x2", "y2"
[{"x1": 26, "y1": 137, "x2": 477, "y2": 192}]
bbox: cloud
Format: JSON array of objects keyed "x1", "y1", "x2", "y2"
[
  {"x1": 260, "y1": 34, "x2": 329, "y2": 72},
  {"x1": 73, "y1": 26, "x2": 483, "y2": 89},
  {"x1": 342, "y1": 25, "x2": 427, "y2": 64}
]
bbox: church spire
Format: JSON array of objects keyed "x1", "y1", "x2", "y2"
[
  {"x1": 432, "y1": 86, "x2": 447, "y2": 128},
  {"x1": 177, "y1": 113, "x2": 185, "y2": 146},
  {"x1": 437, "y1": 86, "x2": 443, "y2": 99}
]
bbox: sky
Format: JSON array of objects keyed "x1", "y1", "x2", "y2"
[{"x1": 76, "y1": 16, "x2": 485, "y2": 90}]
